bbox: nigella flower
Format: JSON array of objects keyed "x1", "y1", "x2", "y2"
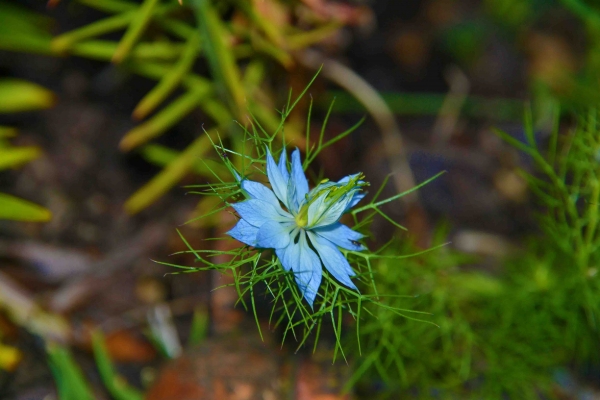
[{"x1": 227, "y1": 148, "x2": 367, "y2": 306}]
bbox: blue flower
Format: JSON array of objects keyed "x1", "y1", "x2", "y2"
[{"x1": 227, "y1": 148, "x2": 367, "y2": 306}]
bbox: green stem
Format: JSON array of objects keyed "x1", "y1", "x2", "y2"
[
  {"x1": 120, "y1": 88, "x2": 209, "y2": 151},
  {"x1": 125, "y1": 128, "x2": 219, "y2": 214},
  {"x1": 70, "y1": 40, "x2": 184, "y2": 61},
  {"x1": 559, "y1": 0, "x2": 600, "y2": 28},
  {"x1": 76, "y1": 0, "x2": 136, "y2": 13},
  {"x1": 51, "y1": 4, "x2": 176, "y2": 54},
  {"x1": 112, "y1": 0, "x2": 161, "y2": 63}
]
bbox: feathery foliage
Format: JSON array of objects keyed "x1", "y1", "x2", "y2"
[
  {"x1": 157, "y1": 90, "x2": 443, "y2": 357},
  {"x1": 350, "y1": 104, "x2": 600, "y2": 398}
]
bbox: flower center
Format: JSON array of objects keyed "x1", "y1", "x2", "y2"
[{"x1": 295, "y1": 206, "x2": 309, "y2": 227}]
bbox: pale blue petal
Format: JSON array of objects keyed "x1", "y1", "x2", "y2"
[
  {"x1": 241, "y1": 180, "x2": 281, "y2": 208},
  {"x1": 275, "y1": 247, "x2": 291, "y2": 271},
  {"x1": 256, "y1": 220, "x2": 293, "y2": 249},
  {"x1": 307, "y1": 193, "x2": 328, "y2": 226},
  {"x1": 266, "y1": 148, "x2": 290, "y2": 208},
  {"x1": 278, "y1": 150, "x2": 290, "y2": 182},
  {"x1": 290, "y1": 149, "x2": 309, "y2": 207},
  {"x1": 275, "y1": 226, "x2": 300, "y2": 271},
  {"x1": 347, "y1": 191, "x2": 366, "y2": 210},
  {"x1": 286, "y1": 178, "x2": 300, "y2": 214},
  {"x1": 227, "y1": 219, "x2": 259, "y2": 246},
  {"x1": 308, "y1": 195, "x2": 353, "y2": 228},
  {"x1": 232, "y1": 199, "x2": 291, "y2": 227},
  {"x1": 312, "y1": 222, "x2": 365, "y2": 251},
  {"x1": 283, "y1": 149, "x2": 300, "y2": 213},
  {"x1": 333, "y1": 174, "x2": 366, "y2": 211},
  {"x1": 307, "y1": 231, "x2": 357, "y2": 290},
  {"x1": 277, "y1": 231, "x2": 322, "y2": 306}
]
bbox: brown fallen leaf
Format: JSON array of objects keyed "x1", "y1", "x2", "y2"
[
  {"x1": 104, "y1": 329, "x2": 157, "y2": 363},
  {"x1": 78, "y1": 323, "x2": 157, "y2": 363},
  {"x1": 300, "y1": 0, "x2": 373, "y2": 26},
  {"x1": 147, "y1": 322, "x2": 354, "y2": 400},
  {"x1": 146, "y1": 331, "x2": 280, "y2": 400},
  {"x1": 46, "y1": 0, "x2": 60, "y2": 9},
  {"x1": 294, "y1": 355, "x2": 353, "y2": 400}
]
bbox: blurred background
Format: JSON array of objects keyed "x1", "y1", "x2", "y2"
[{"x1": 1, "y1": 0, "x2": 600, "y2": 399}]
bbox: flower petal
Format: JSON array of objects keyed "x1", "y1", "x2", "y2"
[
  {"x1": 241, "y1": 179, "x2": 281, "y2": 208},
  {"x1": 275, "y1": 247, "x2": 291, "y2": 272},
  {"x1": 290, "y1": 149, "x2": 309, "y2": 207},
  {"x1": 227, "y1": 219, "x2": 259, "y2": 246},
  {"x1": 307, "y1": 193, "x2": 328, "y2": 226},
  {"x1": 278, "y1": 149, "x2": 290, "y2": 182},
  {"x1": 266, "y1": 148, "x2": 290, "y2": 208},
  {"x1": 286, "y1": 178, "x2": 300, "y2": 214},
  {"x1": 307, "y1": 231, "x2": 357, "y2": 290},
  {"x1": 256, "y1": 220, "x2": 293, "y2": 249},
  {"x1": 347, "y1": 191, "x2": 366, "y2": 210},
  {"x1": 307, "y1": 193, "x2": 354, "y2": 229},
  {"x1": 232, "y1": 199, "x2": 291, "y2": 227},
  {"x1": 332, "y1": 174, "x2": 366, "y2": 211},
  {"x1": 276, "y1": 231, "x2": 322, "y2": 306},
  {"x1": 312, "y1": 222, "x2": 365, "y2": 251}
]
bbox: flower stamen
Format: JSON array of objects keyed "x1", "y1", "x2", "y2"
[{"x1": 295, "y1": 206, "x2": 308, "y2": 227}]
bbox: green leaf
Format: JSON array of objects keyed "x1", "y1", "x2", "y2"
[
  {"x1": 0, "y1": 79, "x2": 55, "y2": 113},
  {"x1": 111, "y1": 0, "x2": 161, "y2": 63},
  {"x1": 71, "y1": 40, "x2": 185, "y2": 62},
  {"x1": 188, "y1": 308, "x2": 208, "y2": 346},
  {"x1": 192, "y1": 0, "x2": 246, "y2": 116},
  {"x1": 125, "y1": 129, "x2": 216, "y2": 214},
  {"x1": 0, "y1": 126, "x2": 17, "y2": 138},
  {"x1": 0, "y1": 146, "x2": 41, "y2": 170},
  {"x1": 92, "y1": 331, "x2": 144, "y2": 400},
  {"x1": 0, "y1": 1, "x2": 53, "y2": 55},
  {"x1": 0, "y1": 193, "x2": 52, "y2": 222},
  {"x1": 76, "y1": 0, "x2": 137, "y2": 13},
  {"x1": 133, "y1": 31, "x2": 201, "y2": 119},
  {"x1": 321, "y1": 90, "x2": 524, "y2": 121},
  {"x1": 140, "y1": 143, "x2": 226, "y2": 177},
  {"x1": 50, "y1": 3, "x2": 176, "y2": 54},
  {"x1": 120, "y1": 88, "x2": 209, "y2": 151},
  {"x1": 46, "y1": 344, "x2": 95, "y2": 400}
]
